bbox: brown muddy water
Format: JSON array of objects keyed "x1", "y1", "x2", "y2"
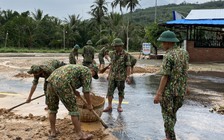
[{"x1": 0, "y1": 73, "x2": 224, "y2": 140}]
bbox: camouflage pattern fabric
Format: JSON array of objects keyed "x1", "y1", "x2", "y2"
[
  {"x1": 69, "y1": 48, "x2": 78, "y2": 64},
  {"x1": 82, "y1": 45, "x2": 95, "y2": 63},
  {"x1": 30, "y1": 59, "x2": 65, "y2": 104},
  {"x1": 32, "y1": 59, "x2": 66, "y2": 87},
  {"x1": 160, "y1": 47, "x2": 189, "y2": 140},
  {"x1": 107, "y1": 80, "x2": 125, "y2": 98},
  {"x1": 46, "y1": 65, "x2": 92, "y2": 115},
  {"x1": 109, "y1": 50, "x2": 131, "y2": 81},
  {"x1": 98, "y1": 47, "x2": 109, "y2": 64},
  {"x1": 107, "y1": 50, "x2": 131, "y2": 97}
]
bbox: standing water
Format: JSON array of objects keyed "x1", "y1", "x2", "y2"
[{"x1": 0, "y1": 73, "x2": 224, "y2": 140}]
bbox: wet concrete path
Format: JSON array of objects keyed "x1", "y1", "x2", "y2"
[
  {"x1": 0, "y1": 73, "x2": 224, "y2": 140},
  {"x1": 92, "y1": 74, "x2": 224, "y2": 140}
]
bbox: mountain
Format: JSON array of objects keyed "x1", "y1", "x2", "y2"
[{"x1": 126, "y1": 1, "x2": 224, "y2": 25}]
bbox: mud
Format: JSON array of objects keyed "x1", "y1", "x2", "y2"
[
  {"x1": 0, "y1": 108, "x2": 113, "y2": 140},
  {"x1": 0, "y1": 53, "x2": 223, "y2": 139}
]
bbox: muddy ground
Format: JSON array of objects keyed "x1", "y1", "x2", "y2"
[{"x1": 0, "y1": 53, "x2": 223, "y2": 140}]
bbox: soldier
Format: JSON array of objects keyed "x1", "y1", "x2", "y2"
[
  {"x1": 26, "y1": 59, "x2": 66, "y2": 110},
  {"x1": 82, "y1": 40, "x2": 95, "y2": 67},
  {"x1": 46, "y1": 64, "x2": 98, "y2": 139},
  {"x1": 154, "y1": 30, "x2": 189, "y2": 140},
  {"x1": 98, "y1": 46, "x2": 110, "y2": 71},
  {"x1": 69, "y1": 44, "x2": 80, "y2": 64},
  {"x1": 103, "y1": 38, "x2": 131, "y2": 112}
]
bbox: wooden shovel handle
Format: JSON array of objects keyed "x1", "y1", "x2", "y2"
[
  {"x1": 79, "y1": 95, "x2": 108, "y2": 129},
  {"x1": 8, "y1": 94, "x2": 45, "y2": 112},
  {"x1": 69, "y1": 84, "x2": 108, "y2": 129}
]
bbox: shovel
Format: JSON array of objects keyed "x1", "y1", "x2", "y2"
[
  {"x1": 7, "y1": 94, "x2": 45, "y2": 112},
  {"x1": 69, "y1": 84, "x2": 108, "y2": 129}
]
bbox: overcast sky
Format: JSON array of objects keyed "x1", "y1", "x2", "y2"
[{"x1": 0, "y1": 0, "x2": 212, "y2": 20}]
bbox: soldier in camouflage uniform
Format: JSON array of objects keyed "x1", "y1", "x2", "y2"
[
  {"x1": 154, "y1": 30, "x2": 189, "y2": 140},
  {"x1": 82, "y1": 40, "x2": 95, "y2": 67},
  {"x1": 26, "y1": 59, "x2": 66, "y2": 109},
  {"x1": 103, "y1": 38, "x2": 131, "y2": 112},
  {"x1": 46, "y1": 64, "x2": 98, "y2": 139},
  {"x1": 69, "y1": 44, "x2": 80, "y2": 64},
  {"x1": 98, "y1": 46, "x2": 110, "y2": 70}
]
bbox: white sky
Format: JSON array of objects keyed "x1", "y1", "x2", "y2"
[{"x1": 0, "y1": 0, "x2": 212, "y2": 20}]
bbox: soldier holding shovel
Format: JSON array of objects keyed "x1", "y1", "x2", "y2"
[{"x1": 26, "y1": 59, "x2": 66, "y2": 110}]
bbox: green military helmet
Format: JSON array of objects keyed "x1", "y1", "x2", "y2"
[
  {"x1": 74, "y1": 44, "x2": 80, "y2": 49},
  {"x1": 157, "y1": 30, "x2": 179, "y2": 43},
  {"x1": 27, "y1": 65, "x2": 42, "y2": 74},
  {"x1": 112, "y1": 38, "x2": 124, "y2": 47},
  {"x1": 86, "y1": 40, "x2": 93, "y2": 45}
]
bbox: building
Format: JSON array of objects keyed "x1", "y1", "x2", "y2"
[{"x1": 164, "y1": 9, "x2": 224, "y2": 62}]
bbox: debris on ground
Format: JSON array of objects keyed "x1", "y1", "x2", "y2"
[{"x1": 209, "y1": 104, "x2": 224, "y2": 115}]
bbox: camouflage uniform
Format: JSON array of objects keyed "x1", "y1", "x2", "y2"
[
  {"x1": 69, "y1": 48, "x2": 78, "y2": 64},
  {"x1": 107, "y1": 50, "x2": 131, "y2": 98},
  {"x1": 46, "y1": 65, "x2": 92, "y2": 116},
  {"x1": 28, "y1": 59, "x2": 66, "y2": 103},
  {"x1": 82, "y1": 41, "x2": 95, "y2": 67},
  {"x1": 160, "y1": 47, "x2": 189, "y2": 140},
  {"x1": 98, "y1": 47, "x2": 109, "y2": 64}
]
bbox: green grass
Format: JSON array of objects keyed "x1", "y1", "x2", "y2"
[{"x1": 0, "y1": 47, "x2": 74, "y2": 53}]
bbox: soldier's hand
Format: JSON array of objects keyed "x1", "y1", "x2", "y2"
[
  {"x1": 126, "y1": 77, "x2": 131, "y2": 85},
  {"x1": 75, "y1": 91, "x2": 81, "y2": 97},
  {"x1": 186, "y1": 87, "x2": 190, "y2": 95},
  {"x1": 87, "y1": 104, "x2": 93, "y2": 111},
  {"x1": 154, "y1": 93, "x2": 162, "y2": 104},
  {"x1": 26, "y1": 98, "x2": 31, "y2": 103},
  {"x1": 107, "y1": 75, "x2": 109, "y2": 81}
]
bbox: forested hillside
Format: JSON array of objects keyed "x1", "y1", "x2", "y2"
[{"x1": 127, "y1": 1, "x2": 224, "y2": 25}]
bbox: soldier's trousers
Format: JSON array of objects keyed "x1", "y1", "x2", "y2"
[
  {"x1": 160, "y1": 93, "x2": 184, "y2": 140},
  {"x1": 107, "y1": 80, "x2": 125, "y2": 98}
]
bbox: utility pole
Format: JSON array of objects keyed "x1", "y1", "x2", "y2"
[
  {"x1": 154, "y1": 0, "x2": 157, "y2": 23},
  {"x1": 126, "y1": 20, "x2": 129, "y2": 52},
  {"x1": 63, "y1": 27, "x2": 65, "y2": 50},
  {"x1": 4, "y1": 31, "x2": 8, "y2": 48}
]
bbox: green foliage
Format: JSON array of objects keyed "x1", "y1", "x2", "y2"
[
  {"x1": 144, "y1": 23, "x2": 166, "y2": 54},
  {"x1": 0, "y1": 47, "x2": 70, "y2": 53},
  {"x1": 0, "y1": 1, "x2": 223, "y2": 52},
  {"x1": 127, "y1": 1, "x2": 224, "y2": 25}
]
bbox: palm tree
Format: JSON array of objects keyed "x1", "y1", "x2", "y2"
[
  {"x1": 31, "y1": 9, "x2": 48, "y2": 21},
  {"x1": 90, "y1": 0, "x2": 108, "y2": 24},
  {"x1": 124, "y1": 0, "x2": 140, "y2": 13},
  {"x1": 123, "y1": 0, "x2": 140, "y2": 51},
  {"x1": 89, "y1": 0, "x2": 108, "y2": 46},
  {"x1": 64, "y1": 14, "x2": 82, "y2": 48},
  {"x1": 111, "y1": 0, "x2": 126, "y2": 15}
]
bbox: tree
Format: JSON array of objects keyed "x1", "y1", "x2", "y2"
[
  {"x1": 89, "y1": 0, "x2": 108, "y2": 46},
  {"x1": 145, "y1": 23, "x2": 166, "y2": 55},
  {"x1": 89, "y1": 0, "x2": 108, "y2": 24},
  {"x1": 32, "y1": 9, "x2": 48, "y2": 21},
  {"x1": 111, "y1": 0, "x2": 126, "y2": 15},
  {"x1": 124, "y1": 0, "x2": 140, "y2": 14},
  {"x1": 64, "y1": 14, "x2": 82, "y2": 48}
]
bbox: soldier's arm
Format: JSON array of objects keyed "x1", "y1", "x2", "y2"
[
  {"x1": 154, "y1": 75, "x2": 168, "y2": 104},
  {"x1": 26, "y1": 83, "x2": 37, "y2": 103},
  {"x1": 83, "y1": 92, "x2": 93, "y2": 110}
]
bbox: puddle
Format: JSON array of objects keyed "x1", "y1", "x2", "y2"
[{"x1": 0, "y1": 74, "x2": 224, "y2": 140}]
